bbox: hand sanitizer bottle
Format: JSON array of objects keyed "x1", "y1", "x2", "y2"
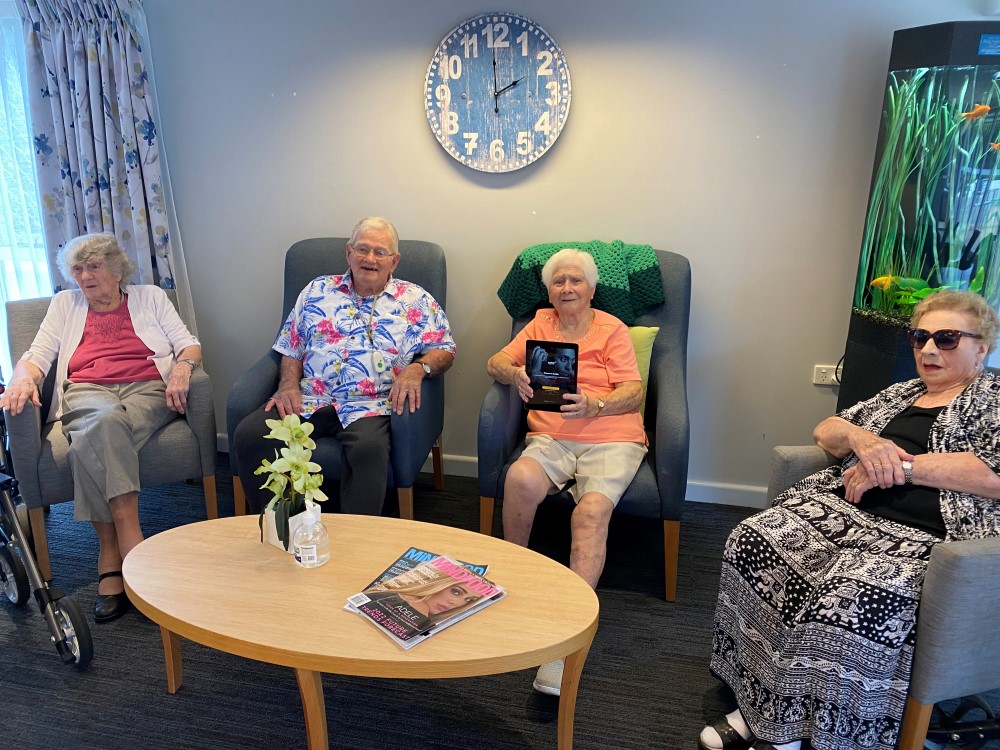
[{"x1": 293, "y1": 502, "x2": 330, "y2": 568}]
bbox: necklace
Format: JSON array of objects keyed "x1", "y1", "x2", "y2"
[
  {"x1": 90, "y1": 288, "x2": 125, "y2": 313},
  {"x1": 351, "y1": 295, "x2": 378, "y2": 344},
  {"x1": 554, "y1": 309, "x2": 595, "y2": 343}
]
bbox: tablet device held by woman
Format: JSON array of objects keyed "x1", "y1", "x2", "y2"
[{"x1": 525, "y1": 340, "x2": 578, "y2": 411}]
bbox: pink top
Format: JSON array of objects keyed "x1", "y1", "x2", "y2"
[
  {"x1": 501, "y1": 308, "x2": 646, "y2": 444},
  {"x1": 67, "y1": 295, "x2": 162, "y2": 384}
]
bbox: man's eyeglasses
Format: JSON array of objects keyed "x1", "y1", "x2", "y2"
[
  {"x1": 350, "y1": 244, "x2": 395, "y2": 259},
  {"x1": 906, "y1": 328, "x2": 983, "y2": 350}
]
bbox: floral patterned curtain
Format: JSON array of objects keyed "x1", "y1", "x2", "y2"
[{"x1": 14, "y1": 0, "x2": 174, "y2": 288}]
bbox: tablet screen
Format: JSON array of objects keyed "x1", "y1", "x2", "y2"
[{"x1": 525, "y1": 340, "x2": 578, "y2": 411}]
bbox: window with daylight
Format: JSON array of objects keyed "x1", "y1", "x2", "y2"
[{"x1": 0, "y1": 0, "x2": 51, "y2": 381}]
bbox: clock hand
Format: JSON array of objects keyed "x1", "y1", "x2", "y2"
[
  {"x1": 494, "y1": 77, "x2": 524, "y2": 97},
  {"x1": 492, "y1": 47, "x2": 500, "y2": 113}
]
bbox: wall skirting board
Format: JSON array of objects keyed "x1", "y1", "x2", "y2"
[
  {"x1": 685, "y1": 480, "x2": 767, "y2": 509},
  {"x1": 217, "y1": 434, "x2": 769, "y2": 509}
]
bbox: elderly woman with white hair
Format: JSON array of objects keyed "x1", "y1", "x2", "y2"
[
  {"x1": 0, "y1": 233, "x2": 201, "y2": 623},
  {"x1": 486, "y1": 247, "x2": 647, "y2": 695}
]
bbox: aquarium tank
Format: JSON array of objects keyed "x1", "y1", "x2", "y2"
[{"x1": 838, "y1": 22, "x2": 1000, "y2": 410}]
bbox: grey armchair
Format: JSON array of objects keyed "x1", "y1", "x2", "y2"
[
  {"x1": 767, "y1": 445, "x2": 1000, "y2": 750},
  {"x1": 4, "y1": 293, "x2": 218, "y2": 582},
  {"x1": 226, "y1": 238, "x2": 446, "y2": 519},
  {"x1": 477, "y1": 248, "x2": 691, "y2": 601}
]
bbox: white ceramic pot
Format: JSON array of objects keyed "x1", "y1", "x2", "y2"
[{"x1": 263, "y1": 507, "x2": 308, "y2": 554}]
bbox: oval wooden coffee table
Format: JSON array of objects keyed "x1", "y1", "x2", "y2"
[{"x1": 123, "y1": 514, "x2": 599, "y2": 749}]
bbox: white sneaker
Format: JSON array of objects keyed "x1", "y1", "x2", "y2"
[{"x1": 532, "y1": 660, "x2": 563, "y2": 696}]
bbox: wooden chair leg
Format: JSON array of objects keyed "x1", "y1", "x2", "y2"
[
  {"x1": 28, "y1": 507, "x2": 52, "y2": 582},
  {"x1": 432, "y1": 434, "x2": 445, "y2": 491},
  {"x1": 202, "y1": 475, "x2": 219, "y2": 520},
  {"x1": 479, "y1": 497, "x2": 495, "y2": 536},
  {"x1": 898, "y1": 696, "x2": 933, "y2": 750},
  {"x1": 232, "y1": 475, "x2": 247, "y2": 517},
  {"x1": 663, "y1": 519, "x2": 680, "y2": 602},
  {"x1": 398, "y1": 487, "x2": 414, "y2": 520}
]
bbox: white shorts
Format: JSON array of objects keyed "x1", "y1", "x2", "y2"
[{"x1": 519, "y1": 434, "x2": 648, "y2": 506}]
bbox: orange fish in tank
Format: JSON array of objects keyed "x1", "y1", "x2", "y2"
[
  {"x1": 961, "y1": 104, "x2": 991, "y2": 120},
  {"x1": 991, "y1": 142, "x2": 1000, "y2": 151},
  {"x1": 869, "y1": 275, "x2": 897, "y2": 290}
]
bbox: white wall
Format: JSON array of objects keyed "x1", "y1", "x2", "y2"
[{"x1": 142, "y1": 0, "x2": 988, "y2": 508}]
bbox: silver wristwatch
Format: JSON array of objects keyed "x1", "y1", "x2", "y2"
[
  {"x1": 901, "y1": 460, "x2": 913, "y2": 484},
  {"x1": 419, "y1": 362, "x2": 431, "y2": 376}
]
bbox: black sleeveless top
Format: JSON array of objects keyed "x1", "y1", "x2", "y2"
[{"x1": 835, "y1": 405, "x2": 946, "y2": 537}]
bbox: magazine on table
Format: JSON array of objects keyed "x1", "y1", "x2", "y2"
[
  {"x1": 525, "y1": 339, "x2": 578, "y2": 411},
  {"x1": 343, "y1": 547, "x2": 489, "y2": 613},
  {"x1": 346, "y1": 555, "x2": 505, "y2": 650}
]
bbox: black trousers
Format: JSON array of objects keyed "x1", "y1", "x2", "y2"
[{"x1": 234, "y1": 405, "x2": 390, "y2": 515}]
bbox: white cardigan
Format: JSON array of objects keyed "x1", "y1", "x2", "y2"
[{"x1": 20, "y1": 285, "x2": 200, "y2": 423}]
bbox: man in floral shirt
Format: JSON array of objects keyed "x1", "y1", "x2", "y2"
[{"x1": 234, "y1": 217, "x2": 455, "y2": 515}]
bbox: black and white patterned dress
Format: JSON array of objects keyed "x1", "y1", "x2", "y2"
[{"x1": 710, "y1": 371, "x2": 1000, "y2": 750}]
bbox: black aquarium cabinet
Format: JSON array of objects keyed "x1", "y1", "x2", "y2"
[{"x1": 838, "y1": 21, "x2": 1000, "y2": 410}]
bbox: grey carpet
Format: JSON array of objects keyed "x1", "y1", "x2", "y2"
[{"x1": 2, "y1": 467, "x2": 991, "y2": 749}]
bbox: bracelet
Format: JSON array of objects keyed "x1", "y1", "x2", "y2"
[{"x1": 176, "y1": 358, "x2": 199, "y2": 370}]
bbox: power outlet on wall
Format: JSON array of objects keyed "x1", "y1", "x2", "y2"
[{"x1": 812, "y1": 364, "x2": 839, "y2": 386}]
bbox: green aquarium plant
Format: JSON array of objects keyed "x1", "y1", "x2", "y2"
[{"x1": 854, "y1": 66, "x2": 1000, "y2": 325}]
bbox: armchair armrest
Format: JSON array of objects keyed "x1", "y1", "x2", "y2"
[
  {"x1": 389, "y1": 375, "x2": 445, "y2": 487},
  {"x1": 477, "y1": 381, "x2": 524, "y2": 498},
  {"x1": 652, "y1": 347, "x2": 690, "y2": 522},
  {"x1": 226, "y1": 350, "x2": 281, "y2": 474},
  {"x1": 4, "y1": 403, "x2": 43, "y2": 506},
  {"x1": 909, "y1": 538, "x2": 1000, "y2": 703},
  {"x1": 767, "y1": 445, "x2": 838, "y2": 503},
  {"x1": 184, "y1": 368, "x2": 217, "y2": 477}
]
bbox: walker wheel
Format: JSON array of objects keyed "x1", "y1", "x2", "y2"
[
  {"x1": 0, "y1": 544, "x2": 29, "y2": 605},
  {"x1": 50, "y1": 596, "x2": 93, "y2": 668},
  {"x1": 929, "y1": 696, "x2": 997, "y2": 749}
]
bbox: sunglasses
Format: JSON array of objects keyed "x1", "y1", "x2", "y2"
[{"x1": 906, "y1": 328, "x2": 983, "y2": 350}]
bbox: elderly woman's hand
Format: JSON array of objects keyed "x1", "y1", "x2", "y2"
[
  {"x1": 165, "y1": 364, "x2": 192, "y2": 414},
  {"x1": 0, "y1": 378, "x2": 41, "y2": 416},
  {"x1": 560, "y1": 392, "x2": 596, "y2": 419},
  {"x1": 841, "y1": 464, "x2": 879, "y2": 503},
  {"x1": 513, "y1": 365, "x2": 534, "y2": 402},
  {"x1": 848, "y1": 429, "x2": 912, "y2": 489}
]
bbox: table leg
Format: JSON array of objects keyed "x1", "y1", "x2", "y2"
[
  {"x1": 557, "y1": 637, "x2": 595, "y2": 750},
  {"x1": 159, "y1": 627, "x2": 183, "y2": 693},
  {"x1": 295, "y1": 668, "x2": 328, "y2": 750}
]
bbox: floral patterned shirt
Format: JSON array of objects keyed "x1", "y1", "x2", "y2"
[{"x1": 273, "y1": 272, "x2": 455, "y2": 426}]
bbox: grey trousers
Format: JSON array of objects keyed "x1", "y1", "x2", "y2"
[
  {"x1": 60, "y1": 381, "x2": 176, "y2": 523},
  {"x1": 234, "y1": 405, "x2": 390, "y2": 516}
]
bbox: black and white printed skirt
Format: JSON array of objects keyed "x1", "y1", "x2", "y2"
[{"x1": 709, "y1": 490, "x2": 939, "y2": 750}]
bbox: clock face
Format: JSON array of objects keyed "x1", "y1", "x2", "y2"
[{"x1": 424, "y1": 12, "x2": 572, "y2": 173}]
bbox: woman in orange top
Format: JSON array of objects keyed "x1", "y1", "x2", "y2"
[{"x1": 486, "y1": 247, "x2": 647, "y2": 696}]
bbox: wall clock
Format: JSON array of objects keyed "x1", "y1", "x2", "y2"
[{"x1": 424, "y1": 12, "x2": 572, "y2": 173}]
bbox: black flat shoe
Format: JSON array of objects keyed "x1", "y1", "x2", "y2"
[
  {"x1": 94, "y1": 571, "x2": 131, "y2": 623},
  {"x1": 698, "y1": 718, "x2": 754, "y2": 750}
]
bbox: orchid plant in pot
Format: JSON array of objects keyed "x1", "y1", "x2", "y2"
[{"x1": 255, "y1": 415, "x2": 327, "y2": 551}]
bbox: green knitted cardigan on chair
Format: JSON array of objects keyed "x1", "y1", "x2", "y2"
[{"x1": 497, "y1": 240, "x2": 664, "y2": 325}]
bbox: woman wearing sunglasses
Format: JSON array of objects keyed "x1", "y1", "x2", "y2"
[{"x1": 701, "y1": 290, "x2": 1000, "y2": 750}]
